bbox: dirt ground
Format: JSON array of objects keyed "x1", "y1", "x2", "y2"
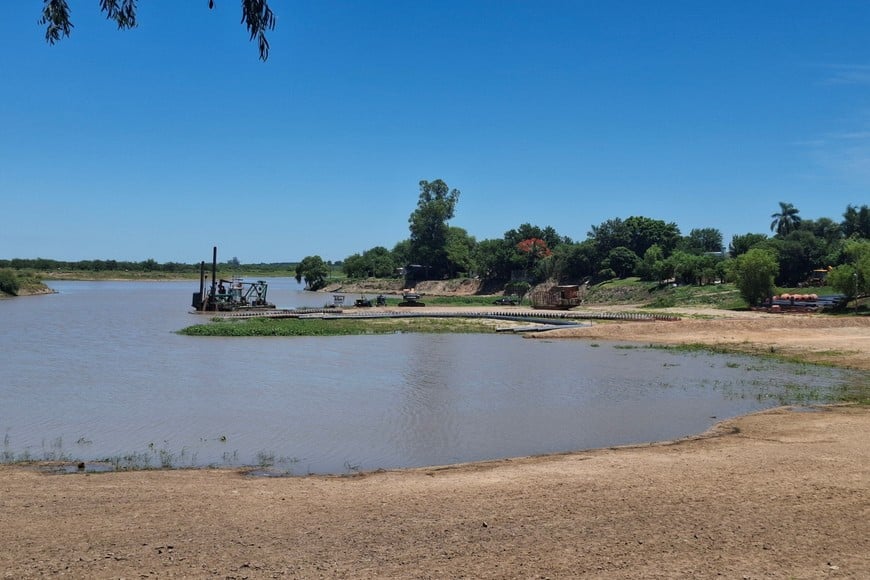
[
  {"x1": 537, "y1": 309, "x2": 870, "y2": 371},
  {"x1": 1, "y1": 311, "x2": 868, "y2": 578}
]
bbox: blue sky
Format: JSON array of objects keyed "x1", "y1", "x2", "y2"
[{"x1": 1, "y1": 1, "x2": 868, "y2": 263}]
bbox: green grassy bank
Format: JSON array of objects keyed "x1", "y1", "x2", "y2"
[{"x1": 179, "y1": 316, "x2": 502, "y2": 337}]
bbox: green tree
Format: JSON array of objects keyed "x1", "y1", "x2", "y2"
[
  {"x1": 588, "y1": 216, "x2": 680, "y2": 264},
  {"x1": 637, "y1": 244, "x2": 664, "y2": 281},
  {"x1": 602, "y1": 247, "x2": 640, "y2": 279},
  {"x1": 729, "y1": 232, "x2": 767, "y2": 258},
  {"x1": 39, "y1": 0, "x2": 277, "y2": 61},
  {"x1": 550, "y1": 241, "x2": 597, "y2": 282},
  {"x1": 623, "y1": 216, "x2": 681, "y2": 257},
  {"x1": 407, "y1": 179, "x2": 460, "y2": 279},
  {"x1": 759, "y1": 230, "x2": 827, "y2": 286},
  {"x1": 343, "y1": 247, "x2": 396, "y2": 279},
  {"x1": 587, "y1": 218, "x2": 630, "y2": 258},
  {"x1": 391, "y1": 239, "x2": 412, "y2": 268},
  {"x1": 770, "y1": 202, "x2": 802, "y2": 237},
  {"x1": 828, "y1": 239, "x2": 870, "y2": 299},
  {"x1": 727, "y1": 248, "x2": 779, "y2": 306},
  {"x1": 474, "y1": 238, "x2": 515, "y2": 280},
  {"x1": 680, "y1": 228, "x2": 724, "y2": 254},
  {"x1": 445, "y1": 227, "x2": 476, "y2": 277},
  {"x1": 295, "y1": 255, "x2": 329, "y2": 290},
  {"x1": 803, "y1": 217, "x2": 843, "y2": 245},
  {"x1": 0, "y1": 270, "x2": 20, "y2": 296},
  {"x1": 842, "y1": 204, "x2": 870, "y2": 239}
]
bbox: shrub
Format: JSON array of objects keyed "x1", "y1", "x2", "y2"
[{"x1": 0, "y1": 269, "x2": 20, "y2": 295}]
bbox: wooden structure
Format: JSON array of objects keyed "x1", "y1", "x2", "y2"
[{"x1": 530, "y1": 285, "x2": 582, "y2": 310}]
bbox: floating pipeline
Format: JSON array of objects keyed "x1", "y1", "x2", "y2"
[{"x1": 206, "y1": 309, "x2": 681, "y2": 324}]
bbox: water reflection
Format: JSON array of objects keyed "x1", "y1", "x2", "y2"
[{"x1": 0, "y1": 280, "x2": 860, "y2": 474}]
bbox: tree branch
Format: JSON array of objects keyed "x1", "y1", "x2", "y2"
[
  {"x1": 240, "y1": 0, "x2": 277, "y2": 61},
  {"x1": 39, "y1": 0, "x2": 277, "y2": 61},
  {"x1": 39, "y1": 0, "x2": 73, "y2": 45},
  {"x1": 99, "y1": 0, "x2": 138, "y2": 30}
]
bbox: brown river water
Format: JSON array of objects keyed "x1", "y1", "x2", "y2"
[{"x1": 0, "y1": 280, "x2": 858, "y2": 474}]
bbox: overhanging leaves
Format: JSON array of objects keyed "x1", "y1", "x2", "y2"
[{"x1": 39, "y1": 0, "x2": 277, "y2": 61}]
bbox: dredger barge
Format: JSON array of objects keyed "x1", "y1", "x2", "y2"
[{"x1": 192, "y1": 247, "x2": 275, "y2": 312}]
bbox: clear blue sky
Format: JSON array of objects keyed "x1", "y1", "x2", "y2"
[{"x1": 1, "y1": 1, "x2": 868, "y2": 263}]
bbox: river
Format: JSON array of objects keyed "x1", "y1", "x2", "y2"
[{"x1": 0, "y1": 279, "x2": 857, "y2": 474}]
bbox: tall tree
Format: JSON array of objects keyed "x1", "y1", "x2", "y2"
[
  {"x1": 39, "y1": 0, "x2": 277, "y2": 60},
  {"x1": 603, "y1": 247, "x2": 640, "y2": 279},
  {"x1": 445, "y1": 227, "x2": 476, "y2": 277},
  {"x1": 587, "y1": 218, "x2": 630, "y2": 258},
  {"x1": 343, "y1": 247, "x2": 396, "y2": 279},
  {"x1": 842, "y1": 204, "x2": 870, "y2": 239},
  {"x1": 473, "y1": 239, "x2": 515, "y2": 281},
  {"x1": 680, "y1": 228, "x2": 724, "y2": 254},
  {"x1": 550, "y1": 241, "x2": 597, "y2": 282},
  {"x1": 770, "y1": 202, "x2": 802, "y2": 237},
  {"x1": 294, "y1": 255, "x2": 329, "y2": 290},
  {"x1": 588, "y1": 216, "x2": 680, "y2": 262},
  {"x1": 729, "y1": 233, "x2": 768, "y2": 258},
  {"x1": 623, "y1": 216, "x2": 681, "y2": 257},
  {"x1": 407, "y1": 179, "x2": 460, "y2": 279}
]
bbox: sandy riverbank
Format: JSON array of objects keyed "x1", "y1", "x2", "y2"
[
  {"x1": 536, "y1": 309, "x2": 870, "y2": 371},
  {"x1": 1, "y1": 310, "x2": 868, "y2": 578}
]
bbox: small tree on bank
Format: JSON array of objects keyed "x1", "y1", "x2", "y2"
[
  {"x1": 0, "y1": 269, "x2": 20, "y2": 296},
  {"x1": 727, "y1": 248, "x2": 779, "y2": 306},
  {"x1": 295, "y1": 255, "x2": 329, "y2": 291},
  {"x1": 828, "y1": 239, "x2": 870, "y2": 300}
]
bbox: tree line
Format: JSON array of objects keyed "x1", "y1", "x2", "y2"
[
  {"x1": 295, "y1": 179, "x2": 870, "y2": 305},
  {"x1": 0, "y1": 257, "x2": 298, "y2": 275}
]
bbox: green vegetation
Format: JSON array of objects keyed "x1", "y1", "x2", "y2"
[
  {"x1": 179, "y1": 316, "x2": 500, "y2": 337},
  {"x1": 770, "y1": 201, "x2": 802, "y2": 236},
  {"x1": 336, "y1": 190, "x2": 868, "y2": 309},
  {"x1": 408, "y1": 179, "x2": 462, "y2": 280},
  {"x1": 295, "y1": 255, "x2": 330, "y2": 291},
  {"x1": 0, "y1": 257, "x2": 301, "y2": 280},
  {"x1": 726, "y1": 248, "x2": 779, "y2": 306},
  {"x1": 4, "y1": 184, "x2": 868, "y2": 313},
  {"x1": 0, "y1": 269, "x2": 20, "y2": 295},
  {"x1": 827, "y1": 239, "x2": 870, "y2": 300},
  {"x1": 0, "y1": 270, "x2": 48, "y2": 296},
  {"x1": 646, "y1": 282, "x2": 746, "y2": 309}
]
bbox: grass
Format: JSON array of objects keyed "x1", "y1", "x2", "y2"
[
  {"x1": 417, "y1": 295, "x2": 525, "y2": 307},
  {"x1": 646, "y1": 283, "x2": 747, "y2": 309},
  {"x1": 178, "y1": 316, "x2": 501, "y2": 337}
]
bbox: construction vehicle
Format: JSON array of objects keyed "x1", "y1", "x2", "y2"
[{"x1": 398, "y1": 289, "x2": 425, "y2": 307}]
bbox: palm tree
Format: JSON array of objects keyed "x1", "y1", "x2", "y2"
[{"x1": 770, "y1": 202, "x2": 802, "y2": 237}]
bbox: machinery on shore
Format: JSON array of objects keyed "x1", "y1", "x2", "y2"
[
  {"x1": 398, "y1": 289, "x2": 425, "y2": 307},
  {"x1": 192, "y1": 247, "x2": 275, "y2": 312}
]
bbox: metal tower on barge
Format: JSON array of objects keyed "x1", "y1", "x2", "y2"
[{"x1": 192, "y1": 247, "x2": 275, "y2": 312}]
